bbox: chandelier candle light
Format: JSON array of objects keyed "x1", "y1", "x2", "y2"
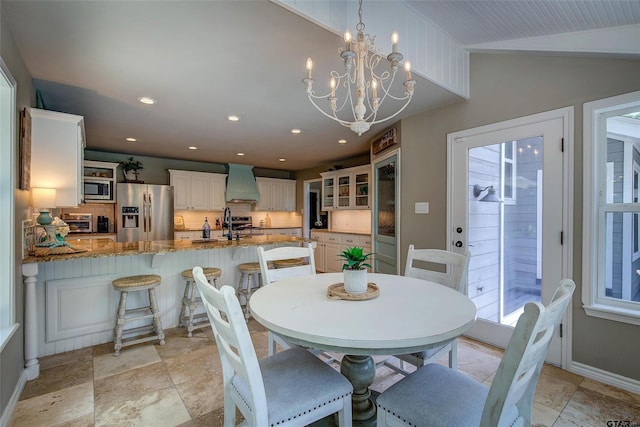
[{"x1": 303, "y1": 0, "x2": 415, "y2": 136}]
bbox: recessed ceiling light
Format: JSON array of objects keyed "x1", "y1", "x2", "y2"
[
  {"x1": 278, "y1": 158, "x2": 286, "y2": 162},
  {"x1": 137, "y1": 96, "x2": 156, "y2": 105},
  {"x1": 227, "y1": 115, "x2": 240, "y2": 121},
  {"x1": 291, "y1": 129, "x2": 301, "y2": 134},
  {"x1": 338, "y1": 139, "x2": 347, "y2": 144},
  {"x1": 237, "y1": 152, "x2": 245, "y2": 156},
  {"x1": 188, "y1": 146, "x2": 198, "y2": 150},
  {"x1": 125, "y1": 137, "x2": 137, "y2": 142}
]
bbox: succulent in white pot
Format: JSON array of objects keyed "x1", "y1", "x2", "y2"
[{"x1": 339, "y1": 246, "x2": 373, "y2": 294}]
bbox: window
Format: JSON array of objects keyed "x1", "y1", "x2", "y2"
[
  {"x1": 634, "y1": 161, "x2": 640, "y2": 261},
  {"x1": 501, "y1": 140, "x2": 516, "y2": 204},
  {"x1": 0, "y1": 57, "x2": 18, "y2": 351},
  {"x1": 583, "y1": 90, "x2": 640, "y2": 325}
]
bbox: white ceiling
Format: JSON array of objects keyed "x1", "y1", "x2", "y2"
[{"x1": 3, "y1": 0, "x2": 640, "y2": 171}]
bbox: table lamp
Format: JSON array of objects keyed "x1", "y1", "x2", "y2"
[{"x1": 31, "y1": 187, "x2": 57, "y2": 225}]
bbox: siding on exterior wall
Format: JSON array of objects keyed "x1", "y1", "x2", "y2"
[{"x1": 468, "y1": 144, "x2": 501, "y2": 321}]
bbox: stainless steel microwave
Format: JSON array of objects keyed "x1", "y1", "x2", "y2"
[{"x1": 83, "y1": 178, "x2": 113, "y2": 201}]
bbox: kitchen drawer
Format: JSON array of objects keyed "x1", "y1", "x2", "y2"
[
  {"x1": 340, "y1": 234, "x2": 371, "y2": 247},
  {"x1": 174, "y1": 231, "x2": 202, "y2": 240}
]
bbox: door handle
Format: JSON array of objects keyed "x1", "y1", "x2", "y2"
[
  {"x1": 148, "y1": 193, "x2": 152, "y2": 233},
  {"x1": 143, "y1": 194, "x2": 147, "y2": 232}
]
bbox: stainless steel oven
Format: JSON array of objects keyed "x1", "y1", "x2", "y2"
[{"x1": 63, "y1": 213, "x2": 93, "y2": 233}]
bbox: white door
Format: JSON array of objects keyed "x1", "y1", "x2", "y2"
[{"x1": 448, "y1": 108, "x2": 572, "y2": 365}]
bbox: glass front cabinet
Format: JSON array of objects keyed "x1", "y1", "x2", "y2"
[{"x1": 320, "y1": 165, "x2": 370, "y2": 210}]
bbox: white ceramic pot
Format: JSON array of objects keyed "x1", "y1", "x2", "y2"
[
  {"x1": 343, "y1": 269, "x2": 368, "y2": 294},
  {"x1": 124, "y1": 170, "x2": 137, "y2": 181}
]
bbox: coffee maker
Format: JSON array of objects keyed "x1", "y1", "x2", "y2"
[{"x1": 97, "y1": 216, "x2": 109, "y2": 233}]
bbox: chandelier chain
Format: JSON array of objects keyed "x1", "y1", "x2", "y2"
[{"x1": 357, "y1": 0, "x2": 365, "y2": 33}]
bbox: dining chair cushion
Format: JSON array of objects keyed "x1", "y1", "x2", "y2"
[
  {"x1": 377, "y1": 363, "x2": 521, "y2": 427},
  {"x1": 231, "y1": 346, "x2": 352, "y2": 426}
]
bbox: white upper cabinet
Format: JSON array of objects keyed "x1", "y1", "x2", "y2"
[
  {"x1": 30, "y1": 108, "x2": 85, "y2": 207},
  {"x1": 320, "y1": 165, "x2": 370, "y2": 210},
  {"x1": 255, "y1": 177, "x2": 296, "y2": 212},
  {"x1": 169, "y1": 170, "x2": 227, "y2": 211},
  {"x1": 208, "y1": 174, "x2": 227, "y2": 210}
]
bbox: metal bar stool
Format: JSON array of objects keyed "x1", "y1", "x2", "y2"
[
  {"x1": 112, "y1": 274, "x2": 165, "y2": 356},
  {"x1": 179, "y1": 267, "x2": 222, "y2": 337},
  {"x1": 236, "y1": 262, "x2": 263, "y2": 319}
]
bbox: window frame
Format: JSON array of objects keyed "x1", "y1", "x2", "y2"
[
  {"x1": 583, "y1": 90, "x2": 640, "y2": 326},
  {"x1": 0, "y1": 56, "x2": 18, "y2": 352},
  {"x1": 501, "y1": 140, "x2": 516, "y2": 205}
]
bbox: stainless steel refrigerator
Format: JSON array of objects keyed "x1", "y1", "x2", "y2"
[{"x1": 116, "y1": 183, "x2": 174, "y2": 242}]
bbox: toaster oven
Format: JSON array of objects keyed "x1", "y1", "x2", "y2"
[{"x1": 63, "y1": 213, "x2": 93, "y2": 233}]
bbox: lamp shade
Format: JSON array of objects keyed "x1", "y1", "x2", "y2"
[{"x1": 32, "y1": 187, "x2": 57, "y2": 208}]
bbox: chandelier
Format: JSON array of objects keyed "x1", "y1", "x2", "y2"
[{"x1": 302, "y1": 0, "x2": 415, "y2": 136}]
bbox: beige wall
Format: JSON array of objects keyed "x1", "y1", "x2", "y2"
[
  {"x1": 399, "y1": 53, "x2": 640, "y2": 379},
  {"x1": 1, "y1": 2, "x2": 34, "y2": 418}
]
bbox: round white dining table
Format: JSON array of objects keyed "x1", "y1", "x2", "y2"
[{"x1": 249, "y1": 272, "x2": 477, "y2": 426}]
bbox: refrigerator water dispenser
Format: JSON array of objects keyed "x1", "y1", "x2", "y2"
[{"x1": 121, "y1": 206, "x2": 139, "y2": 228}]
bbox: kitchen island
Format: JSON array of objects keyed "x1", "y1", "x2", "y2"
[{"x1": 21, "y1": 235, "x2": 308, "y2": 380}]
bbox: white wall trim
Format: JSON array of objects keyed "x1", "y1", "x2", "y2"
[
  {"x1": 569, "y1": 361, "x2": 640, "y2": 395},
  {"x1": 467, "y1": 24, "x2": 640, "y2": 57},
  {"x1": 0, "y1": 369, "x2": 28, "y2": 427}
]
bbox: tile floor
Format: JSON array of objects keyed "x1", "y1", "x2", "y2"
[{"x1": 9, "y1": 321, "x2": 640, "y2": 427}]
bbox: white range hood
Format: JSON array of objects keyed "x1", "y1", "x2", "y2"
[{"x1": 225, "y1": 163, "x2": 260, "y2": 204}]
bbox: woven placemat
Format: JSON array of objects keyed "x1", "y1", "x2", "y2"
[{"x1": 327, "y1": 283, "x2": 379, "y2": 301}]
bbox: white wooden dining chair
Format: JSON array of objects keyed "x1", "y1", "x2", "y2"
[
  {"x1": 377, "y1": 278, "x2": 575, "y2": 427},
  {"x1": 257, "y1": 244, "x2": 329, "y2": 358},
  {"x1": 192, "y1": 266, "x2": 352, "y2": 427},
  {"x1": 387, "y1": 245, "x2": 470, "y2": 374}
]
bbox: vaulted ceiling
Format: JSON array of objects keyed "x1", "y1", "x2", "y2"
[{"x1": 3, "y1": 0, "x2": 639, "y2": 170}]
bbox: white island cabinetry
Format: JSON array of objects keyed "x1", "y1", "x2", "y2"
[
  {"x1": 20, "y1": 236, "x2": 307, "y2": 378},
  {"x1": 30, "y1": 108, "x2": 85, "y2": 207}
]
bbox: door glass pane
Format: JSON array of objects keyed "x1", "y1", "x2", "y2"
[
  {"x1": 338, "y1": 175, "x2": 350, "y2": 207},
  {"x1": 376, "y1": 162, "x2": 395, "y2": 237},
  {"x1": 468, "y1": 137, "x2": 543, "y2": 325}
]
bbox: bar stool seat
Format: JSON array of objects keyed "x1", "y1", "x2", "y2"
[
  {"x1": 236, "y1": 262, "x2": 262, "y2": 319},
  {"x1": 112, "y1": 274, "x2": 165, "y2": 356},
  {"x1": 273, "y1": 258, "x2": 305, "y2": 268},
  {"x1": 179, "y1": 267, "x2": 222, "y2": 337}
]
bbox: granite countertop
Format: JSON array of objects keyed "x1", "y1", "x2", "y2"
[
  {"x1": 23, "y1": 235, "x2": 309, "y2": 263},
  {"x1": 176, "y1": 226, "x2": 302, "y2": 232},
  {"x1": 309, "y1": 229, "x2": 371, "y2": 236}
]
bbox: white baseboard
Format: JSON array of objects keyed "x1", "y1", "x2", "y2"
[
  {"x1": 0, "y1": 369, "x2": 28, "y2": 427},
  {"x1": 569, "y1": 361, "x2": 640, "y2": 395}
]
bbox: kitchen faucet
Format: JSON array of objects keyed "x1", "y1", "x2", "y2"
[{"x1": 222, "y1": 207, "x2": 232, "y2": 240}]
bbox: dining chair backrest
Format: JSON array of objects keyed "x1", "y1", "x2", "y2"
[
  {"x1": 257, "y1": 243, "x2": 316, "y2": 284},
  {"x1": 192, "y1": 266, "x2": 268, "y2": 423},
  {"x1": 404, "y1": 244, "x2": 470, "y2": 294},
  {"x1": 482, "y1": 278, "x2": 575, "y2": 425}
]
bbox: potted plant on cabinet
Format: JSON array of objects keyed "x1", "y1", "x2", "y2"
[
  {"x1": 339, "y1": 246, "x2": 373, "y2": 294},
  {"x1": 120, "y1": 157, "x2": 144, "y2": 182}
]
